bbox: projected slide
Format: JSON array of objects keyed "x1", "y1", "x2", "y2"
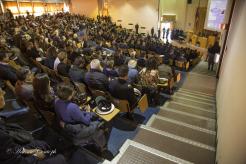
[{"x1": 205, "y1": 0, "x2": 228, "y2": 31}]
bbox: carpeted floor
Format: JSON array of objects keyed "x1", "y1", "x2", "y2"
[{"x1": 107, "y1": 107, "x2": 161, "y2": 156}]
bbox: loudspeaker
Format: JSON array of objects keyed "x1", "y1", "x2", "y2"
[{"x1": 187, "y1": 0, "x2": 192, "y2": 4}]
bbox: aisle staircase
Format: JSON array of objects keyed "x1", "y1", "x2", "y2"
[{"x1": 103, "y1": 69, "x2": 217, "y2": 164}]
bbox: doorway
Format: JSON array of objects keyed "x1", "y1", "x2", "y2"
[{"x1": 160, "y1": 22, "x2": 172, "y2": 43}]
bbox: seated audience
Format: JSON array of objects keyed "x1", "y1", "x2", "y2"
[
  {"x1": 0, "y1": 87, "x2": 67, "y2": 164},
  {"x1": 103, "y1": 60, "x2": 118, "y2": 79},
  {"x1": 57, "y1": 58, "x2": 70, "y2": 77},
  {"x1": 127, "y1": 59, "x2": 139, "y2": 84},
  {"x1": 25, "y1": 40, "x2": 40, "y2": 59},
  {"x1": 15, "y1": 66, "x2": 34, "y2": 101},
  {"x1": 139, "y1": 58, "x2": 159, "y2": 105},
  {"x1": 137, "y1": 52, "x2": 147, "y2": 68},
  {"x1": 33, "y1": 73, "x2": 55, "y2": 111},
  {"x1": 42, "y1": 46, "x2": 57, "y2": 69},
  {"x1": 54, "y1": 51, "x2": 66, "y2": 71},
  {"x1": 109, "y1": 65, "x2": 139, "y2": 109},
  {"x1": 85, "y1": 59, "x2": 109, "y2": 91},
  {"x1": 54, "y1": 83, "x2": 106, "y2": 149},
  {"x1": 69, "y1": 56, "x2": 86, "y2": 83},
  {"x1": 0, "y1": 52, "x2": 17, "y2": 84},
  {"x1": 158, "y1": 63, "x2": 173, "y2": 79}
]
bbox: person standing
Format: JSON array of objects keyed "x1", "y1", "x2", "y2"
[
  {"x1": 162, "y1": 27, "x2": 166, "y2": 39},
  {"x1": 208, "y1": 41, "x2": 220, "y2": 71},
  {"x1": 151, "y1": 27, "x2": 154, "y2": 37},
  {"x1": 166, "y1": 28, "x2": 170, "y2": 39},
  {"x1": 135, "y1": 24, "x2": 139, "y2": 34},
  {"x1": 157, "y1": 28, "x2": 161, "y2": 39}
]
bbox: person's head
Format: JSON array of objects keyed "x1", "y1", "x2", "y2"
[
  {"x1": 106, "y1": 60, "x2": 114, "y2": 69},
  {"x1": 0, "y1": 88, "x2": 6, "y2": 109},
  {"x1": 46, "y1": 46, "x2": 57, "y2": 58},
  {"x1": 33, "y1": 73, "x2": 50, "y2": 96},
  {"x1": 73, "y1": 56, "x2": 85, "y2": 68},
  {"x1": 57, "y1": 51, "x2": 67, "y2": 62},
  {"x1": 0, "y1": 52, "x2": 9, "y2": 63},
  {"x1": 90, "y1": 59, "x2": 102, "y2": 71},
  {"x1": 146, "y1": 57, "x2": 158, "y2": 70},
  {"x1": 27, "y1": 41, "x2": 34, "y2": 49},
  {"x1": 128, "y1": 59, "x2": 137, "y2": 69},
  {"x1": 118, "y1": 65, "x2": 129, "y2": 80},
  {"x1": 56, "y1": 83, "x2": 75, "y2": 101},
  {"x1": 16, "y1": 66, "x2": 33, "y2": 82}
]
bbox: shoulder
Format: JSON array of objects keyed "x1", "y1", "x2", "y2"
[
  {"x1": 109, "y1": 79, "x2": 118, "y2": 86},
  {"x1": 67, "y1": 102, "x2": 79, "y2": 109}
]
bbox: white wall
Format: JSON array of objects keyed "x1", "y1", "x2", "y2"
[
  {"x1": 70, "y1": 0, "x2": 98, "y2": 18},
  {"x1": 160, "y1": 0, "x2": 187, "y2": 30},
  {"x1": 109, "y1": 0, "x2": 159, "y2": 34},
  {"x1": 69, "y1": 0, "x2": 208, "y2": 32},
  {"x1": 216, "y1": 0, "x2": 246, "y2": 163}
]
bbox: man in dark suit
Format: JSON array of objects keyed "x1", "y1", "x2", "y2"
[
  {"x1": 0, "y1": 52, "x2": 17, "y2": 84},
  {"x1": 85, "y1": 59, "x2": 109, "y2": 91},
  {"x1": 69, "y1": 56, "x2": 87, "y2": 83},
  {"x1": 135, "y1": 24, "x2": 139, "y2": 34},
  {"x1": 151, "y1": 27, "x2": 154, "y2": 37},
  {"x1": 109, "y1": 65, "x2": 138, "y2": 109},
  {"x1": 208, "y1": 41, "x2": 220, "y2": 71}
]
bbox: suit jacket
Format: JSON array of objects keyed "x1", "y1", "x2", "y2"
[
  {"x1": 0, "y1": 63, "x2": 17, "y2": 84},
  {"x1": 57, "y1": 63, "x2": 70, "y2": 77},
  {"x1": 42, "y1": 57, "x2": 55, "y2": 69},
  {"x1": 109, "y1": 78, "x2": 137, "y2": 108},
  {"x1": 85, "y1": 69, "x2": 109, "y2": 91},
  {"x1": 69, "y1": 66, "x2": 86, "y2": 83},
  {"x1": 158, "y1": 64, "x2": 173, "y2": 78}
]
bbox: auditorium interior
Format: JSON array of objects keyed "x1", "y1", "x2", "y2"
[{"x1": 0, "y1": 0, "x2": 245, "y2": 163}]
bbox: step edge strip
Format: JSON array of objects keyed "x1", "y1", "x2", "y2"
[
  {"x1": 174, "y1": 92, "x2": 216, "y2": 102},
  {"x1": 189, "y1": 72, "x2": 216, "y2": 77},
  {"x1": 172, "y1": 96, "x2": 215, "y2": 106},
  {"x1": 140, "y1": 125, "x2": 216, "y2": 151},
  {"x1": 179, "y1": 88, "x2": 215, "y2": 97},
  {"x1": 107, "y1": 139, "x2": 194, "y2": 164},
  {"x1": 146, "y1": 115, "x2": 156, "y2": 127},
  {"x1": 168, "y1": 101, "x2": 216, "y2": 113},
  {"x1": 129, "y1": 140, "x2": 194, "y2": 164},
  {"x1": 177, "y1": 90, "x2": 215, "y2": 99},
  {"x1": 160, "y1": 107, "x2": 216, "y2": 122},
  {"x1": 175, "y1": 91, "x2": 215, "y2": 100},
  {"x1": 152, "y1": 115, "x2": 216, "y2": 135}
]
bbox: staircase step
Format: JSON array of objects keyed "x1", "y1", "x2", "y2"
[
  {"x1": 147, "y1": 115, "x2": 216, "y2": 147},
  {"x1": 171, "y1": 97, "x2": 215, "y2": 111},
  {"x1": 158, "y1": 107, "x2": 216, "y2": 131},
  {"x1": 175, "y1": 92, "x2": 215, "y2": 103},
  {"x1": 166, "y1": 102, "x2": 216, "y2": 119},
  {"x1": 134, "y1": 126, "x2": 215, "y2": 164},
  {"x1": 104, "y1": 140, "x2": 192, "y2": 164},
  {"x1": 178, "y1": 88, "x2": 215, "y2": 97},
  {"x1": 177, "y1": 90, "x2": 215, "y2": 100}
]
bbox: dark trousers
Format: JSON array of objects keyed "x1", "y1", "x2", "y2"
[{"x1": 208, "y1": 62, "x2": 214, "y2": 71}]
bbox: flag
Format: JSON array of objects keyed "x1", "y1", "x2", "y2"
[{"x1": 195, "y1": 7, "x2": 200, "y2": 32}]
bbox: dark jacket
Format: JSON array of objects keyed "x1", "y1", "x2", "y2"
[
  {"x1": 103, "y1": 67, "x2": 118, "y2": 78},
  {"x1": 57, "y1": 63, "x2": 70, "y2": 77},
  {"x1": 158, "y1": 64, "x2": 173, "y2": 78},
  {"x1": 42, "y1": 57, "x2": 55, "y2": 69},
  {"x1": 0, "y1": 122, "x2": 66, "y2": 164},
  {"x1": 85, "y1": 69, "x2": 109, "y2": 91},
  {"x1": 69, "y1": 66, "x2": 86, "y2": 83},
  {"x1": 15, "y1": 81, "x2": 33, "y2": 101},
  {"x1": 0, "y1": 63, "x2": 17, "y2": 84},
  {"x1": 109, "y1": 78, "x2": 138, "y2": 108}
]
